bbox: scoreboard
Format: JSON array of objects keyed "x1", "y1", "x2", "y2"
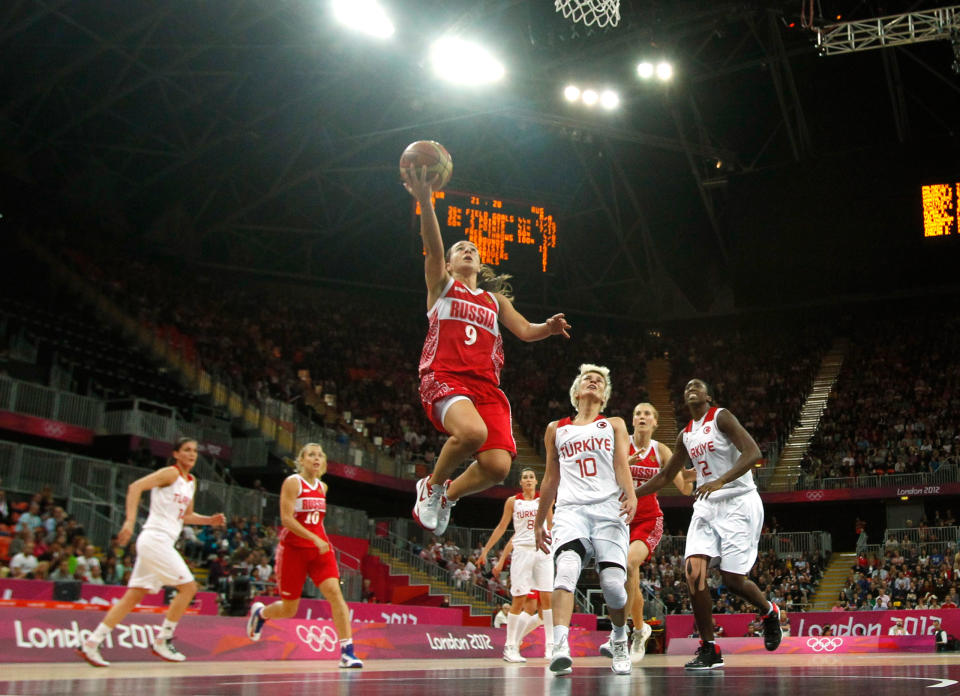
[
  {"x1": 415, "y1": 190, "x2": 558, "y2": 272},
  {"x1": 921, "y1": 182, "x2": 960, "y2": 237}
]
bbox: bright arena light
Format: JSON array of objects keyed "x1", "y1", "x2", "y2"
[
  {"x1": 581, "y1": 89, "x2": 598, "y2": 106},
  {"x1": 430, "y1": 37, "x2": 505, "y2": 85},
  {"x1": 331, "y1": 0, "x2": 394, "y2": 39},
  {"x1": 564, "y1": 85, "x2": 581, "y2": 102},
  {"x1": 656, "y1": 61, "x2": 674, "y2": 81},
  {"x1": 600, "y1": 90, "x2": 619, "y2": 110},
  {"x1": 636, "y1": 62, "x2": 654, "y2": 79}
]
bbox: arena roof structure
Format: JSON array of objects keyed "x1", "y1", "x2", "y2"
[{"x1": 1, "y1": 1, "x2": 959, "y2": 318}]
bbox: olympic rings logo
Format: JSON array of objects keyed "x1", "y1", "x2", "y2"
[
  {"x1": 806, "y1": 637, "x2": 843, "y2": 652},
  {"x1": 805, "y1": 491, "x2": 824, "y2": 501},
  {"x1": 296, "y1": 624, "x2": 338, "y2": 653}
]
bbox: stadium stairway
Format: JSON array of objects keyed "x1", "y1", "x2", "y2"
[
  {"x1": 512, "y1": 422, "x2": 544, "y2": 476},
  {"x1": 811, "y1": 552, "x2": 856, "y2": 610},
  {"x1": 645, "y1": 358, "x2": 682, "y2": 495},
  {"x1": 366, "y1": 546, "x2": 494, "y2": 626},
  {"x1": 767, "y1": 338, "x2": 849, "y2": 491}
]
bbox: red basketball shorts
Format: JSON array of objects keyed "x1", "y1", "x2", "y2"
[
  {"x1": 275, "y1": 541, "x2": 339, "y2": 600},
  {"x1": 629, "y1": 515, "x2": 664, "y2": 557},
  {"x1": 419, "y1": 371, "x2": 516, "y2": 457}
]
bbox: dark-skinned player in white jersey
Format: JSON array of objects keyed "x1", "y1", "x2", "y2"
[{"x1": 634, "y1": 378, "x2": 781, "y2": 670}]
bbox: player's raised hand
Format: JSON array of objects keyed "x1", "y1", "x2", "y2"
[
  {"x1": 545, "y1": 313, "x2": 571, "y2": 338},
  {"x1": 401, "y1": 165, "x2": 440, "y2": 202}
]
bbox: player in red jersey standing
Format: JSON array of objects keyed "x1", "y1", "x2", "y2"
[
  {"x1": 402, "y1": 166, "x2": 571, "y2": 536},
  {"x1": 635, "y1": 379, "x2": 782, "y2": 670},
  {"x1": 245, "y1": 443, "x2": 362, "y2": 668},
  {"x1": 600, "y1": 402, "x2": 694, "y2": 661},
  {"x1": 77, "y1": 438, "x2": 226, "y2": 667}
]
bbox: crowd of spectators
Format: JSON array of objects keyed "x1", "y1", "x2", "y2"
[{"x1": 803, "y1": 313, "x2": 960, "y2": 485}]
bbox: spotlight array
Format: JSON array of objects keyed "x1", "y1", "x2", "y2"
[
  {"x1": 564, "y1": 84, "x2": 619, "y2": 110},
  {"x1": 637, "y1": 60, "x2": 674, "y2": 82}
]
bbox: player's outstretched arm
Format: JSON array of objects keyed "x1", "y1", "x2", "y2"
[
  {"x1": 479, "y1": 496, "x2": 516, "y2": 567},
  {"x1": 611, "y1": 417, "x2": 637, "y2": 523},
  {"x1": 635, "y1": 431, "x2": 690, "y2": 499},
  {"x1": 496, "y1": 294, "x2": 570, "y2": 342},
  {"x1": 402, "y1": 166, "x2": 448, "y2": 306},
  {"x1": 182, "y1": 499, "x2": 226, "y2": 528},
  {"x1": 535, "y1": 422, "x2": 561, "y2": 554}
]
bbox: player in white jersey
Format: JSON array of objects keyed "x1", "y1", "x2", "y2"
[
  {"x1": 77, "y1": 438, "x2": 226, "y2": 667},
  {"x1": 635, "y1": 379, "x2": 782, "y2": 670},
  {"x1": 478, "y1": 467, "x2": 554, "y2": 662},
  {"x1": 535, "y1": 364, "x2": 637, "y2": 676}
]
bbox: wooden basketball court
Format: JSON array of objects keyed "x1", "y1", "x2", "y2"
[{"x1": 2, "y1": 654, "x2": 959, "y2": 695}]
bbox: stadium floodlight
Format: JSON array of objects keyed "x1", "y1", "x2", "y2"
[
  {"x1": 581, "y1": 89, "x2": 599, "y2": 106},
  {"x1": 636, "y1": 61, "x2": 654, "y2": 79},
  {"x1": 656, "y1": 61, "x2": 674, "y2": 81},
  {"x1": 564, "y1": 84, "x2": 581, "y2": 101},
  {"x1": 430, "y1": 37, "x2": 505, "y2": 85},
  {"x1": 331, "y1": 0, "x2": 395, "y2": 39},
  {"x1": 600, "y1": 89, "x2": 619, "y2": 110}
]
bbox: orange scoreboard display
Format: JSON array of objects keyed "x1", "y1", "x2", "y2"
[
  {"x1": 415, "y1": 190, "x2": 558, "y2": 272},
  {"x1": 921, "y1": 182, "x2": 960, "y2": 238}
]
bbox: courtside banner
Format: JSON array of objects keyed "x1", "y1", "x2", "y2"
[
  {"x1": 667, "y1": 635, "x2": 934, "y2": 655},
  {"x1": 0, "y1": 608, "x2": 606, "y2": 662},
  {"x1": 660, "y1": 483, "x2": 960, "y2": 506},
  {"x1": 250, "y1": 596, "x2": 598, "y2": 630},
  {"x1": 0, "y1": 579, "x2": 219, "y2": 615},
  {"x1": 666, "y1": 608, "x2": 960, "y2": 641}
]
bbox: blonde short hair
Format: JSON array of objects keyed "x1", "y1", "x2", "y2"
[{"x1": 569, "y1": 363, "x2": 612, "y2": 411}]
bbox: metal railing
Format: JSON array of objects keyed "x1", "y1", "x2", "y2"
[
  {"x1": 0, "y1": 439, "x2": 279, "y2": 526},
  {"x1": 656, "y1": 531, "x2": 831, "y2": 560},
  {"x1": 882, "y1": 525, "x2": 960, "y2": 554},
  {"x1": 371, "y1": 532, "x2": 512, "y2": 611},
  {"x1": 798, "y1": 465, "x2": 959, "y2": 491},
  {"x1": 0, "y1": 375, "x2": 103, "y2": 430}
]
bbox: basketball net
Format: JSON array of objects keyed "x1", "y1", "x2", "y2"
[{"x1": 554, "y1": 0, "x2": 620, "y2": 28}]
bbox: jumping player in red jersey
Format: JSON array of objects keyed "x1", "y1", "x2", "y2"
[
  {"x1": 245, "y1": 443, "x2": 363, "y2": 668},
  {"x1": 599, "y1": 402, "x2": 694, "y2": 662},
  {"x1": 402, "y1": 166, "x2": 571, "y2": 535},
  {"x1": 635, "y1": 379, "x2": 782, "y2": 670},
  {"x1": 77, "y1": 438, "x2": 226, "y2": 667}
]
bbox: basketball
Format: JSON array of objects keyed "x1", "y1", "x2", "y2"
[{"x1": 399, "y1": 140, "x2": 453, "y2": 191}]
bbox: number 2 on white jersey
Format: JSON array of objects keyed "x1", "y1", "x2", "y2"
[{"x1": 464, "y1": 325, "x2": 477, "y2": 345}]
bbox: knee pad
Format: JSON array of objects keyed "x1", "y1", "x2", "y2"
[
  {"x1": 599, "y1": 563, "x2": 628, "y2": 610},
  {"x1": 553, "y1": 549, "x2": 583, "y2": 593}
]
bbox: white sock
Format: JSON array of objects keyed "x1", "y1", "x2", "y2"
[
  {"x1": 519, "y1": 611, "x2": 541, "y2": 639},
  {"x1": 542, "y1": 609, "x2": 554, "y2": 645},
  {"x1": 505, "y1": 612, "x2": 520, "y2": 649},
  {"x1": 89, "y1": 622, "x2": 112, "y2": 646},
  {"x1": 158, "y1": 619, "x2": 177, "y2": 641},
  {"x1": 611, "y1": 622, "x2": 628, "y2": 642},
  {"x1": 340, "y1": 638, "x2": 352, "y2": 649},
  {"x1": 553, "y1": 624, "x2": 569, "y2": 646}
]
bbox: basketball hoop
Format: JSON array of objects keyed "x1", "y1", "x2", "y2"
[{"x1": 555, "y1": 0, "x2": 620, "y2": 28}]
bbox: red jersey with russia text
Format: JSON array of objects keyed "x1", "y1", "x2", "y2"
[
  {"x1": 278, "y1": 475, "x2": 330, "y2": 548},
  {"x1": 419, "y1": 276, "x2": 504, "y2": 386},
  {"x1": 630, "y1": 439, "x2": 663, "y2": 522}
]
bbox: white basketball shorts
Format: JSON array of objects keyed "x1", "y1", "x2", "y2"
[
  {"x1": 684, "y1": 490, "x2": 764, "y2": 574},
  {"x1": 551, "y1": 498, "x2": 629, "y2": 569},
  {"x1": 509, "y1": 544, "x2": 554, "y2": 596},
  {"x1": 128, "y1": 529, "x2": 195, "y2": 593}
]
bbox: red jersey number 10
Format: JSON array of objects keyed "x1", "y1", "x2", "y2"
[{"x1": 576, "y1": 457, "x2": 597, "y2": 478}]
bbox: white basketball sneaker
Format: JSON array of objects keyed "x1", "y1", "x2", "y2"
[
  {"x1": 631, "y1": 621, "x2": 652, "y2": 662},
  {"x1": 549, "y1": 636, "x2": 573, "y2": 675},
  {"x1": 412, "y1": 476, "x2": 443, "y2": 531},
  {"x1": 246, "y1": 601, "x2": 266, "y2": 641},
  {"x1": 503, "y1": 645, "x2": 527, "y2": 663},
  {"x1": 434, "y1": 480, "x2": 456, "y2": 536},
  {"x1": 611, "y1": 638, "x2": 631, "y2": 674},
  {"x1": 77, "y1": 640, "x2": 110, "y2": 667},
  {"x1": 152, "y1": 638, "x2": 187, "y2": 662}
]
